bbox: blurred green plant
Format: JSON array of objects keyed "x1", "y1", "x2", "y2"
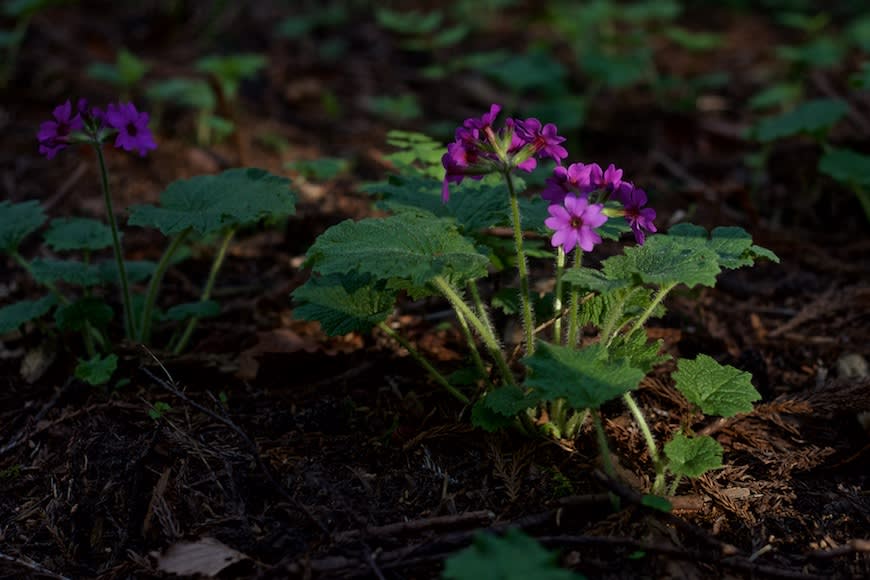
[{"x1": 86, "y1": 49, "x2": 149, "y2": 99}]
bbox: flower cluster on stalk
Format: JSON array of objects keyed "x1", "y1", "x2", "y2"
[
  {"x1": 37, "y1": 99, "x2": 156, "y2": 159},
  {"x1": 440, "y1": 104, "x2": 568, "y2": 203}
]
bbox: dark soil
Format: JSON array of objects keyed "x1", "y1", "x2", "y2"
[{"x1": 1, "y1": 2, "x2": 869, "y2": 579}]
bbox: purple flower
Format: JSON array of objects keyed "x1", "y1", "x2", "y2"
[
  {"x1": 513, "y1": 118, "x2": 568, "y2": 164},
  {"x1": 462, "y1": 103, "x2": 501, "y2": 132},
  {"x1": 104, "y1": 102, "x2": 157, "y2": 157},
  {"x1": 544, "y1": 194, "x2": 608, "y2": 253},
  {"x1": 587, "y1": 163, "x2": 623, "y2": 193},
  {"x1": 614, "y1": 182, "x2": 657, "y2": 244},
  {"x1": 37, "y1": 100, "x2": 84, "y2": 159},
  {"x1": 542, "y1": 163, "x2": 592, "y2": 203}
]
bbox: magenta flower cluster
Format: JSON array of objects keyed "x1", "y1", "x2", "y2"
[
  {"x1": 441, "y1": 104, "x2": 568, "y2": 203},
  {"x1": 37, "y1": 99, "x2": 157, "y2": 159},
  {"x1": 441, "y1": 104, "x2": 657, "y2": 251}
]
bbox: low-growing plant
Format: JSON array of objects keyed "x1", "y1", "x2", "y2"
[
  {"x1": 0, "y1": 98, "x2": 296, "y2": 384},
  {"x1": 294, "y1": 105, "x2": 777, "y2": 497},
  {"x1": 86, "y1": 48, "x2": 149, "y2": 100}
]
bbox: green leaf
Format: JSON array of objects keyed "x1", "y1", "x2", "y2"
[
  {"x1": 55, "y1": 297, "x2": 113, "y2": 331},
  {"x1": 0, "y1": 295, "x2": 56, "y2": 334},
  {"x1": 776, "y1": 37, "x2": 845, "y2": 69},
  {"x1": 603, "y1": 232, "x2": 721, "y2": 288},
  {"x1": 364, "y1": 175, "x2": 510, "y2": 233},
  {"x1": 74, "y1": 354, "x2": 118, "y2": 386},
  {"x1": 523, "y1": 343, "x2": 644, "y2": 410},
  {"x1": 480, "y1": 49, "x2": 567, "y2": 93},
  {"x1": 673, "y1": 354, "x2": 760, "y2": 417},
  {"x1": 478, "y1": 385, "x2": 539, "y2": 417},
  {"x1": 383, "y1": 130, "x2": 444, "y2": 177},
  {"x1": 608, "y1": 332, "x2": 667, "y2": 374},
  {"x1": 368, "y1": 94, "x2": 422, "y2": 122},
  {"x1": 86, "y1": 49, "x2": 148, "y2": 88},
  {"x1": 128, "y1": 168, "x2": 296, "y2": 236},
  {"x1": 818, "y1": 147, "x2": 870, "y2": 187},
  {"x1": 491, "y1": 288, "x2": 554, "y2": 321},
  {"x1": 96, "y1": 260, "x2": 157, "y2": 284},
  {"x1": 561, "y1": 268, "x2": 631, "y2": 293},
  {"x1": 748, "y1": 83, "x2": 802, "y2": 111},
  {"x1": 43, "y1": 217, "x2": 113, "y2": 251},
  {"x1": 664, "y1": 27, "x2": 721, "y2": 51},
  {"x1": 375, "y1": 8, "x2": 442, "y2": 36},
  {"x1": 641, "y1": 494, "x2": 673, "y2": 513},
  {"x1": 754, "y1": 99, "x2": 848, "y2": 142},
  {"x1": 0, "y1": 200, "x2": 46, "y2": 252},
  {"x1": 31, "y1": 259, "x2": 101, "y2": 287},
  {"x1": 292, "y1": 273, "x2": 397, "y2": 335},
  {"x1": 146, "y1": 78, "x2": 216, "y2": 109},
  {"x1": 163, "y1": 300, "x2": 220, "y2": 322},
  {"x1": 470, "y1": 400, "x2": 518, "y2": 432},
  {"x1": 664, "y1": 432, "x2": 723, "y2": 478},
  {"x1": 443, "y1": 528, "x2": 583, "y2": 580},
  {"x1": 285, "y1": 157, "x2": 350, "y2": 181},
  {"x1": 305, "y1": 212, "x2": 489, "y2": 287},
  {"x1": 196, "y1": 53, "x2": 267, "y2": 99}
]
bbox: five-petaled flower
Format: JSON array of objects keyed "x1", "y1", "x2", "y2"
[
  {"x1": 37, "y1": 99, "x2": 157, "y2": 159},
  {"x1": 105, "y1": 102, "x2": 157, "y2": 157},
  {"x1": 544, "y1": 195, "x2": 608, "y2": 253},
  {"x1": 37, "y1": 100, "x2": 84, "y2": 159},
  {"x1": 613, "y1": 182, "x2": 657, "y2": 245},
  {"x1": 513, "y1": 118, "x2": 568, "y2": 164}
]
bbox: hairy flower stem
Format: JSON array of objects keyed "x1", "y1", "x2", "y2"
[
  {"x1": 433, "y1": 276, "x2": 515, "y2": 387},
  {"x1": 625, "y1": 282, "x2": 677, "y2": 340},
  {"x1": 504, "y1": 171, "x2": 535, "y2": 355},
  {"x1": 172, "y1": 227, "x2": 236, "y2": 355},
  {"x1": 95, "y1": 145, "x2": 135, "y2": 339},
  {"x1": 565, "y1": 408, "x2": 589, "y2": 438},
  {"x1": 593, "y1": 410, "x2": 620, "y2": 510},
  {"x1": 623, "y1": 392, "x2": 666, "y2": 494},
  {"x1": 565, "y1": 250, "x2": 584, "y2": 348},
  {"x1": 668, "y1": 475, "x2": 683, "y2": 496},
  {"x1": 553, "y1": 247, "x2": 566, "y2": 341},
  {"x1": 460, "y1": 283, "x2": 494, "y2": 390},
  {"x1": 138, "y1": 229, "x2": 190, "y2": 344},
  {"x1": 378, "y1": 322, "x2": 470, "y2": 405}
]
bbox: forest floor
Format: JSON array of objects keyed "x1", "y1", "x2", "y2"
[{"x1": 1, "y1": 2, "x2": 868, "y2": 578}]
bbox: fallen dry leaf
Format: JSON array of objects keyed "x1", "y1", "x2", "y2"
[{"x1": 154, "y1": 537, "x2": 248, "y2": 577}]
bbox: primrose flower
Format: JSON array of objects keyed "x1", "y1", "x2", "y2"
[
  {"x1": 587, "y1": 163, "x2": 623, "y2": 193},
  {"x1": 544, "y1": 194, "x2": 607, "y2": 253},
  {"x1": 513, "y1": 118, "x2": 568, "y2": 164},
  {"x1": 105, "y1": 102, "x2": 157, "y2": 157},
  {"x1": 542, "y1": 162, "x2": 592, "y2": 203},
  {"x1": 37, "y1": 100, "x2": 84, "y2": 159},
  {"x1": 614, "y1": 182, "x2": 657, "y2": 244}
]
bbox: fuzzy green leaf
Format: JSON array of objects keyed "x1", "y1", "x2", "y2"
[
  {"x1": 305, "y1": 212, "x2": 489, "y2": 287},
  {"x1": 470, "y1": 400, "x2": 518, "y2": 432},
  {"x1": 292, "y1": 273, "x2": 397, "y2": 335},
  {"x1": 43, "y1": 217, "x2": 113, "y2": 252},
  {"x1": 74, "y1": 354, "x2": 118, "y2": 386},
  {"x1": 754, "y1": 99, "x2": 848, "y2": 142},
  {"x1": 562, "y1": 268, "x2": 631, "y2": 293},
  {"x1": 31, "y1": 259, "x2": 102, "y2": 287},
  {"x1": 384, "y1": 130, "x2": 444, "y2": 177},
  {"x1": 128, "y1": 168, "x2": 296, "y2": 236},
  {"x1": 479, "y1": 385, "x2": 540, "y2": 418},
  {"x1": 523, "y1": 343, "x2": 644, "y2": 409},
  {"x1": 163, "y1": 300, "x2": 221, "y2": 322},
  {"x1": 286, "y1": 157, "x2": 350, "y2": 181},
  {"x1": 818, "y1": 148, "x2": 870, "y2": 187},
  {"x1": 55, "y1": 297, "x2": 114, "y2": 331},
  {"x1": 664, "y1": 432, "x2": 723, "y2": 478},
  {"x1": 641, "y1": 494, "x2": 673, "y2": 513},
  {"x1": 0, "y1": 295, "x2": 56, "y2": 334},
  {"x1": 609, "y1": 332, "x2": 667, "y2": 374},
  {"x1": 673, "y1": 354, "x2": 760, "y2": 417},
  {"x1": 443, "y1": 528, "x2": 583, "y2": 580},
  {"x1": 95, "y1": 260, "x2": 157, "y2": 284},
  {"x1": 365, "y1": 175, "x2": 509, "y2": 233},
  {"x1": 0, "y1": 200, "x2": 46, "y2": 252}
]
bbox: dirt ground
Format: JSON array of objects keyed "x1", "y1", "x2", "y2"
[{"x1": 1, "y1": 2, "x2": 869, "y2": 578}]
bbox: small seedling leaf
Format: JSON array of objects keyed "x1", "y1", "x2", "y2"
[
  {"x1": 443, "y1": 528, "x2": 583, "y2": 580},
  {"x1": 305, "y1": 212, "x2": 489, "y2": 287},
  {"x1": 664, "y1": 432, "x2": 723, "y2": 478},
  {"x1": 128, "y1": 168, "x2": 295, "y2": 236},
  {"x1": 383, "y1": 130, "x2": 444, "y2": 177},
  {"x1": 74, "y1": 354, "x2": 118, "y2": 386},
  {"x1": 523, "y1": 343, "x2": 644, "y2": 409},
  {"x1": 641, "y1": 494, "x2": 673, "y2": 513},
  {"x1": 754, "y1": 99, "x2": 848, "y2": 142},
  {"x1": 43, "y1": 217, "x2": 113, "y2": 251},
  {"x1": 673, "y1": 354, "x2": 760, "y2": 417},
  {"x1": 470, "y1": 400, "x2": 518, "y2": 432},
  {"x1": 478, "y1": 385, "x2": 539, "y2": 417},
  {"x1": 146, "y1": 78, "x2": 216, "y2": 109},
  {"x1": 292, "y1": 273, "x2": 397, "y2": 335},
  {"x1": 163, "y1": 300, "x2": 221, "y2": 322},
  {"x1": 55, "y1": 297, "x2": 113, "y2": 331},
  {"x1": 0, "y1": 295, "x2": 56, "y2": 334},
  {"x1": 0, "y1": 200, "x2": 46, "y2": 252},
  {"x1": 818, "y1": 147, "x2": 870, "y2": 187},
  {"x1": 286, "y1": 157, "x2": 350, "y2": 181}
]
